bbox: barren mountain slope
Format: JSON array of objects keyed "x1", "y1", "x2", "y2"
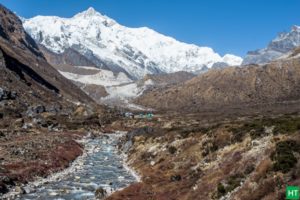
[
  {"x1": 141, "y1": 71, "x2": 196, "y2": 87},
  {"x1": 0, "y1": 5, "x2": 95, "y2": 107},
  {"x1": 0, "y1": 4, "x2": 110, "y2": 195},
  {"x1": 136, "y1": 54, "x2": 300, "y2": 112}
]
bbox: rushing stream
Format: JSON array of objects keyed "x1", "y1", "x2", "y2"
[{"x1": 17, "y1": 133, "x2": 138, "y2": 200}]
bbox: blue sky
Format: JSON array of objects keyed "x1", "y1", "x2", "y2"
[{"x1": 1, "y1": 0, "x2": 300, "y2": 57}]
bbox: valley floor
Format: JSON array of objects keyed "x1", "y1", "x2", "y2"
[{"x1": 1, "y1": 103, "x2": 300, "y2": 200}]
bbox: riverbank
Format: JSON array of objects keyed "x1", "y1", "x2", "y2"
[
  {"x1": 0, "y1": 130, "x2": 87, "y2": 199},
  {"x1": 2, "y1": 132, "x2": 139, "y2": 200}
]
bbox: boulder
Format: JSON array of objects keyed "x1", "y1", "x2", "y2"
[
  {"x1": 22, "y1": 186, "x2": 33, "y2": 194},
  {"x1": 0, "y1": 88, "x2": 7, "y2": 100},
  {"x1": 26, "y1": 105, "x2": 46, "y2": 117},
  {"x1": 0, "y1": 87, "x2": 16, "y2": 101},
  {"x1": 46, "y1": 104, "x2": 62, "y2": 114},
  {"x1": 22, "y1": 123, "x2": 33, "y2": 130},
  {"x1": 10, "y1": 91, "x2": 17, "y2": 99},
  {"x1": 15, "y1": 186, "x2": 26, "y2": 194},
  {"x1": 33, "y1": 105, "x2": 46, "y2": 114},
  {"x1": 74, "y1": 106, "x2": 88, "y2": 117},
  {"x1": 13, "y1": 118, "x2": 24, "y2": 128}
]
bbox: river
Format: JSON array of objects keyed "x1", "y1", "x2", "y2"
[{"x1": 16, "y1": 133, "x2": 138, "y2": 200}]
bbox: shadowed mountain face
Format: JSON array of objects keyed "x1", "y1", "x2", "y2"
[
  {"x1": 39, "y1": 45, "x2": 111, "y2": 72},
  {"x1": 136, "y1": 52, "x2": 300, "y2": 113},
  {"x1": 0, "y1": 5, "x2": 112, "y2": 196},
  {"x1": 0, "y1": 4, "x2": 95, "y2": 107},
  {"x1": 0, "y1": 5, "x2": 42, "y2": 57}
]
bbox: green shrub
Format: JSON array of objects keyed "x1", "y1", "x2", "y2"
[
  {"x1": 228, "y1": 119, "x2": 268, "y2": 142},
  {"x1": 226, "y1": 174, "x2": 244, "y2": 192},
  {"x1": 168, "y1": 146, "x2": 177, "y2": 154},
  {"x1": 229, "y1": 116, "x2": 300, "y2": 142},
  {"x1": 202, "y1": 141, "x2": 219, "y2": 157},
  {"x1": 217, "y1": 183, "x2": 226, "y2": 197},
  {"x1": 216, "y1": 174, "x2": 244, "y2": 197},
  {"x1": 271, "y1": 140, "x2": 300, "y2": 173},
  {"x1": 244, "y1": 164, "x2": 255, "y2": 175},
  {"x1": 273, "y1": 118, "x2": 300, "y2": 135}
]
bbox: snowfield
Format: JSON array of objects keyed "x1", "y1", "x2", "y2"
[{"x1": 23, "y1": 7, "x2": 243, "y2": 79}]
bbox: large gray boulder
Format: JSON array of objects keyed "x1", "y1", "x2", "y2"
[{"x1": 0, "y1": 87, "x2": 16, "y2": 101}]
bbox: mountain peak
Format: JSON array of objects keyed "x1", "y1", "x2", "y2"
[
  {"x1": 243, "y1": 24, "x2": 300, "y2": 65},
  {"x1": 292, "y1": 25, "x2": 300, "y2": 32},
  {"x1": 23, "y1": 10, "x2": 242, "y2": 78},
  {"x1": 85, "y1": 7, "x2": 96, "y2": 15},
  {"x1": 74, "y1": 7, "x2": 102, "y2": 18}
]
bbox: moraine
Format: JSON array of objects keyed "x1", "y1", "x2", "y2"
[{"x1": 16, "y1": 133, "x2": 138, "y2": 200}]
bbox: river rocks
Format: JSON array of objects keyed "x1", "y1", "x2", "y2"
[
  {"x1": 0, "y1": 176, "x2": 14, "y2": 190},
  {"x1": 14, "y1": 134, "x2": 138, "y2": 199},
  {"x1": 49, "y1": 191, "x2": 58, "y2": 196},
  {"x1": 95, "y1": 187, "x2": 107, "y2": 199},
  {"x1": 22, "y1": 186, "x2": 33, "y2": 194},
  {"x1": 85, "y1": 185, "x2": 96, "y2": 192},
  {"x1": 0, "y1": 183, "x2": 8, "y2": 194},
  {"x1": 0, "y1": 131, "x2": 85, "y2": 197},
  {"x1": 15, "y1": 186, "x2": 26, "y2": 194}
]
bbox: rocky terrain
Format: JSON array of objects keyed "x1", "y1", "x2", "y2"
[
  {"x1": 140, "y1": 71, "x2": 195, "y2": 88},
  {"x1": 1, "y1": 3, "x2": 300, "y2": 200},
  {"x1": 104, "y1": 44, "x2": 300, "y2": 200},
  {"x1": 40, "y1": 45, "x2": 110, "y2": 72},
  {"x1": 136, "y1": 49, "x2": 300, "y2": 113},
  {"x1": 0, "y1": 4, "x2": 115, "y2": 196},
  {"x1": 107, "y1": 111, "x2": 300, "y2": 200}
]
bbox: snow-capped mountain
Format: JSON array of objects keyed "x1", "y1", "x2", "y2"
[
  {"x1": 243, "y1": 25, "x2": 300, "y2": 65},
  {"x1": 23, "y1": 7, "x2": 242, "y2": 79}
]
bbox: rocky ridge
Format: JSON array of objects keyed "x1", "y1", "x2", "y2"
[
  {"x1": 243, "y1": 25, "x2": 300, "y2": 65},
  {"x1": 135, "y1": 48, "x2": 300, "y2": 112}
]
